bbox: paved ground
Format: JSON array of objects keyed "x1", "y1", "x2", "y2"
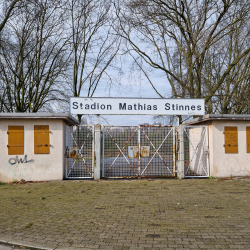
[
  {"x1": 0, "y1": 242, "x2": 29, "y2": 249},
  {"x1": 0, "y1": 178, "x2": 250, "y2": 250}
]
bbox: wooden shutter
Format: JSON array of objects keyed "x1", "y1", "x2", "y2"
[
  {"x1": 224, "y1": 127, "x2": 238, "y2": 153},
  {"x1": 34, "y1": 125, "x2": 51, "y2": 154},
  {"x1": 8, "y1": 126, "x2": 24, "y2": 155},
  {"x1": 247, "y1": 127, "x2": 250, "y2": 153}
]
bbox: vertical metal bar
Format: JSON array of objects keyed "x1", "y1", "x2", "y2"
[
  {"x1": 66, "y1": 157, "x2": 68, "y2": 178},
  {"x1": 65, "y1": 126, "x2": 68, "y2": 178},
  {"x1": 94, "y1": 124, "x2": 101, "y2": 180},
  {"x1": 179, "y1": 125, "x2": 185, "y2": 179},
  {"x1": 102, "y1": 125, "x2": 105, "y2": 178},
  {"x1": 66, "y1": 125, "x2": 68, "y2": 147},
  {"x1": 92, "y1": 125, "x2": 95, "y2": 178},
  {"x1": 173, "y1": 126, "x2": 176, "y2": 177},
  {"x1": 138, "y1": 125, "x2": 141, "y2": 178},
  {"x1": 206, "y1": 127, "x2": 210, "y2": 177}
]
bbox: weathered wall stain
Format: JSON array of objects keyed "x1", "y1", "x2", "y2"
[{"x1": 8, "y1": 155, "x2": 34, "y2": 165}]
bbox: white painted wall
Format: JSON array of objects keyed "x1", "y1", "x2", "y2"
[
  {"x1": 0, "y1": 119, "x2": 65, "y2": 182},
  {"x1": 210, "y1": 120, "x2": 250, "y2": 177}
]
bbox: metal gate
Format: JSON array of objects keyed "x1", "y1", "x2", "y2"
[
  {"x1": 102, "y1": 125, "x2": 175, "y2": 178},
  {"x1": 183, "y1": 125, "x2": 209, "y2": 178},
  {"x1": 65, "y1": 125, "x2": 94, "y2": 178},
  {"x1": 65, "y1": 124, "x2": 210, "y2": 179}
]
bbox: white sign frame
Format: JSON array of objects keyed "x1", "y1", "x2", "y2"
[{"x1": 70, "y1": 97, "x2": 205, "y2": 116}]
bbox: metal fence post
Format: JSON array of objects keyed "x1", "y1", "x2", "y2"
[
  {"x1": 65, "y1": 125, "x2": 69, "y2": 179},
  {"x1": 102, "y1": 126, "x2": 105, "y2": 178},
  {"x1": 94, "y1": 124, "x2": 101, "y2": 180},
  {"x1": 173, "y1": 126, "x2": 176, "y2": 176},
  {"x1": 138, "y1": 125, "x2": 141, "y2": 178},
  {"x1": 179, "y1": 124, "x2": 185, "y2": 179}
]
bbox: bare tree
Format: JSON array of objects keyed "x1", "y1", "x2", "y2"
[
  {"x1": 0, "y1": 0, "x2": 71, "y2": 112},
  {"x1": 0, "y1": 0, "x2": 20, "y2": 33},
  {"x1": 67, "y1": 0, "x2": 121, "y2": 122},
  {"x1": 205, "y1": 17, "x2": 250, "y2": 114},
  {"x1": 116, "y1": 0, "x2": 250, "y2": 116}
]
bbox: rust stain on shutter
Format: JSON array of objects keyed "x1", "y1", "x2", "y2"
[
  {"x1": 34, "y1": 125, "x2": 51, "y2": 154},
  {"x1": 8, "y1": 126, "x2": 24, "y2": 155},
  {"x1": 246, "y1": 127, "x2": 250, "y2": 153},
  {"x1": 224, "y1": 127, "x2": 238, "y2": 154}
]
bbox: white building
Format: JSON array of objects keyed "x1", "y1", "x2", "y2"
[
  {"x1": 0, "y1": 113, "x2": 79, "y2": 182},
  {"x1": 183, "y1": 114, "x2": 250, "y2": 178}
]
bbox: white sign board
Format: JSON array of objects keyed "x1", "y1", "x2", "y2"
[{"x1": 70, "y1": 97, "x2": 204, "y2": 115}]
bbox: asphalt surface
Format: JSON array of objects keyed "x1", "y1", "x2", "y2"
[{"x1": 1, "y1": 177, "x2": 250, "y2": 249}]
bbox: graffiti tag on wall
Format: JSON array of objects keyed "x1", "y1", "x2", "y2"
[
  {"x1": 224, "y1": 156, "x2": 250, "y2": 174},
  {"x1": 9, "y1": 155, "x2": 34, "y2": 165}
]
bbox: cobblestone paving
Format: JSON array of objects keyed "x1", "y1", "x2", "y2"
[{"x1": 0, "y1": 178, "x2": 250, "y2": 250}]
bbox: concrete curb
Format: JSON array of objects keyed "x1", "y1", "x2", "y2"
[{"x1": 0, "y1": 239, "x2": 55, "y2": 250}]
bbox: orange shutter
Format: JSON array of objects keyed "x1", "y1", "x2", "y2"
[
  {"x1": 246, "y1": 127, "x2": 250, "y2": 153},
  {"x1": 34, "y1": 125, "x2": 51, "y2": 154},
  {"x1": 8, "y1": 126, "x2": 24, "y2": 155},
  {"x1": 224, "y1": 127, "x2": 238, "y2": 154}
]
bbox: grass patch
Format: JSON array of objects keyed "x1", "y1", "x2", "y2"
[
  {"x1": 209, "y1": 176, "x2": 216, "y2": 179},
  {"x1": 24, "y1": 222, "x2": 33, "y2": 229}
]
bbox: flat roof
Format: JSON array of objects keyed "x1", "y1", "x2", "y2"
[
  {"x1": 0, "y1": 113, "x2": 79, "y2": 125},
  {"x1": 183, "y1": 114, "x2": 250, "y2": 125}
]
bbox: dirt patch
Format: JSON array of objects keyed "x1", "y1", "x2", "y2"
[{"x1": 7, "y1": 179, "x2": 51, "y2": 185}]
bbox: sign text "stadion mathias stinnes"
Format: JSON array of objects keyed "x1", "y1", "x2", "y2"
[{"x1": 70, "y1": 97, "x2": 205, "y2": 115}]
